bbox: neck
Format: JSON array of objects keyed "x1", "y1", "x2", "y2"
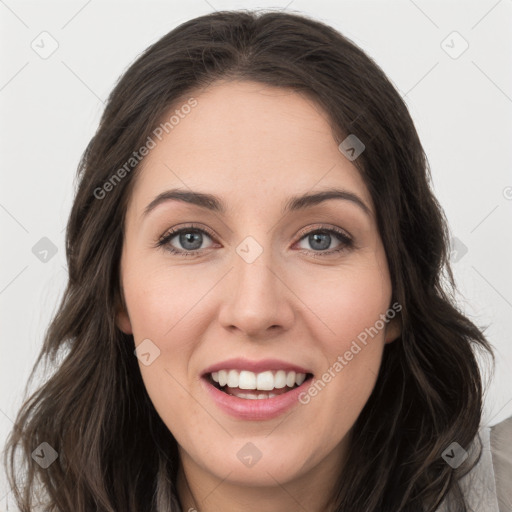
[{"x1": 175, "y1": 441, "x2": 348, "y2": 512}]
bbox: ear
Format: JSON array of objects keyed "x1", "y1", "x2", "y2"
[
  {"x1": 116, "y1": 308, "x2": 133, "y2": 335},
  {"x1": 384, "y1": 315, "x2": 401, "y2": 344},
  {"x1": 115, "y1": 289, "x2": 133, "y2": 335}
]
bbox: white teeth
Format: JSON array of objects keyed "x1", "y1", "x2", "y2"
[
  {"x1": 274, "y1": 370, "x2": 287, "y2": 389},
  {"x1": 209, "y1": 369, "x2": 308, "y2": 391},
  {"x1": 229, "y1": 391, "x2": 277, "y2": 399},
  {"x1": 218, "y1": 370, "x2": 228, "y2": 387},
  {"x1": 237, "y1": 393, "x2": 257, "y2": 400},
  {"x1": 239, "y1": 370, "x2": 257, "y2": 390},
  {"x1": 256, "y1": 371, "x2": 274, "y2": 390},
  {"x1": 227, "y1": 369, "x2": 239, "y2": 388},
  {"x1": 286, "y1": 371, "x2": 296, "y2": 387}
]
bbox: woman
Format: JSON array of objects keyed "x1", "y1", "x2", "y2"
[{"x1": 3, "y1": 9, "x2": 509, "y2": 512}]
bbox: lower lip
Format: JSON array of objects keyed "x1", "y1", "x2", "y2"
[{"x1": 201, "y1": 375, "x2": 313, "y2": 421}]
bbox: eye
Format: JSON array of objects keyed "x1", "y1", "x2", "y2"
[
  {"x1": 294, "y1": 226, "x2": 353, "y2": 256},
  {"x1": 156, "y1": 224, "x2": 217, "y2": 256},
  {"x1": 156, "y1": 223, "x2": 354, "y2": 258}
]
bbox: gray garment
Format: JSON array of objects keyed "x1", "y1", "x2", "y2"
[
  {"x1": 436, "y1": 416, "x2": 512, "y2": 512},
  {"x1": 491, "y1": 416, "x2": 512, "y2": 511}
]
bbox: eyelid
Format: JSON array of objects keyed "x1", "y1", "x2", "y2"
[
  {"x1": 294, "y1": 223, "x2": 352, "y2": 243},
  {"x1": 156, "y1": 222, "x2": 217, "y2": 246}
]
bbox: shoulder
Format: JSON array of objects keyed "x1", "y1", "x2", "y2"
[
  {"x1": 436, "y1": 418, "x2": 511, "y2": 512},
  {"x1": 490, "y1": 415, "x2": 512, "y2": 511}
]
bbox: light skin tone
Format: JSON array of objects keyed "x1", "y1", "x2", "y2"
[{"x1": 117, "y1": 80, "x2": 401, "y2": 512}]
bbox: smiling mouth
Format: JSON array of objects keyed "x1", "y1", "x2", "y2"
[{"x1": 206, "y1": 370, "x2": 314, "y2": 400}]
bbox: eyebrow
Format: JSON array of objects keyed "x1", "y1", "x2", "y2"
[{"x1": 143, "y1": 187, "x2": 371, "y2": 218}]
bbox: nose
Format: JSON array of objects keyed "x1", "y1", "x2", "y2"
[{"x1": 217, "y1": 241, "x2": 295, "y2": 340}]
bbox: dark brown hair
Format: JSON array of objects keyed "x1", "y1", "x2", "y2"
[{"x1": 3, "y1": 9, "x2": 494, "y2": 512}]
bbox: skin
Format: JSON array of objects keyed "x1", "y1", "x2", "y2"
[{"x1": 117, "y1": 80, "x2": 401, "y2": 512}]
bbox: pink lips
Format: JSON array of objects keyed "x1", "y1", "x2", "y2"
[{"x1": 200, "y1": 357, "x2": 314, "y2": 421}]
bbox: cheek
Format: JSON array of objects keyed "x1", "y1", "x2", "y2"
[
  {"x1": 293, "y1": 257, "x2": 391, "y2": 435},
  {"x1": 296, "y1": 256, "x2": 391, "y2": 351},
  {"x1": 122, "y1": 260, "x2": 211, "y2": 340},
  {"x1": 122, "y1": 261, "x2": 215, "y2": 424}
]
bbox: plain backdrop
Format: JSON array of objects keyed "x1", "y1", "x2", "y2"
[{"x1": 1, "y1": 0, "x2": 511, "y2": 509}]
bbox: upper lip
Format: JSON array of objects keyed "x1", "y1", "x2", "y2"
[{"x1": 201, "y1": 357, "x2": 313, "y2": 377}]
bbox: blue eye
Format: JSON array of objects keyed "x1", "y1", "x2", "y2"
[
  {"x1": 296, "y1": 229, "x2": 352, "y2": 254},
  {"x1": 156, "y1": 224, "x2": 353, "y2": 257},
  {"x1": 298, "y1": 228, "x2": 354, "y2": 257},
  {"x1": 156, "y1": 225, "x2": 215, "y2": 256}
]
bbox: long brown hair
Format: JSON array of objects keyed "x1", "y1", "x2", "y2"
[{"x1": 3, "y1": 9, "x2": 494, "y2": 512}]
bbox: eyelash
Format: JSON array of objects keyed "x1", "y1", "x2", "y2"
[{"x1": 156, "y1": 223, "x2": 354, "y2": 258}]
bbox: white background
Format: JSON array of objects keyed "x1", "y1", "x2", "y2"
[{"x1": 1, "y1": 0, "x2": 511, "y2": 509}]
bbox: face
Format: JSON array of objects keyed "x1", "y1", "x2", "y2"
[{"x1": 117, "y1": 80, "x2": 400, "y2": 502}]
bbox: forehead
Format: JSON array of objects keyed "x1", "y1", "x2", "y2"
[{"x1": 128, "y1": 80, "x2": 373, "y2": 216}]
